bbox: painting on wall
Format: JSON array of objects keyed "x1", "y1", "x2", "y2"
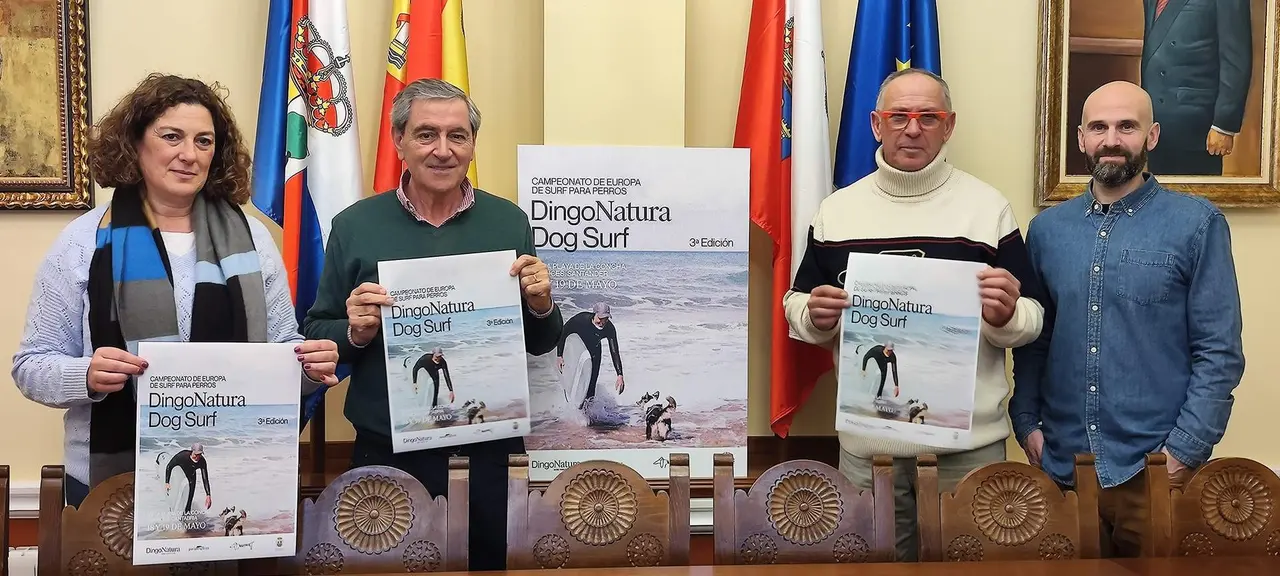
[
  {"x1": 0, "y1": 0, "x2": 91, "y2": 210},
  {"x1": 1034, "y1": 0, "x2": 1280, "y2": 207}
]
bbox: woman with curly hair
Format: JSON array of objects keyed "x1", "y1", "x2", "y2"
[{"x1": 11, "y1": 73, "x2": 341, "y2": 506}]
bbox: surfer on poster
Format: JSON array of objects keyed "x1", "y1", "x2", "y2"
[
  {"x1": 405, "y1": 347, "x2": 455, "y2": 407},
  {"x1": 164, "y1": 443, "x2": 213, "y2": 513},
  {"x1": 556, "y1": 302, "x2": 625, "y2": 411}
]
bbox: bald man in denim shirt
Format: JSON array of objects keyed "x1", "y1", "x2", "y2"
[{"x1": 1010, "y1": 81, "x2": 1245, "y2": 558}]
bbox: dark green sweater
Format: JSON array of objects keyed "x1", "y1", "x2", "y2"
[{"x1": 302, "y1": 189, "x2": 563, "y2": 440}]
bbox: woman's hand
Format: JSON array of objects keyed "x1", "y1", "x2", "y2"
[
  {"x1": 87, "y1": 347, "x2": 148, "y2": 394},
  {"x1": 297, "y1": 340, "x2": 340, "y2": 386}
]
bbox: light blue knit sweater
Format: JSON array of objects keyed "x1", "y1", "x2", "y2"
[{"x1": 12, "y1": 204, "x2": 322, "y2": 485}]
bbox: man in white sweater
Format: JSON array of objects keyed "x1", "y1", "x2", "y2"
[{"x1": 784, "y1": 68, "x2": 1045, "y2": 561}]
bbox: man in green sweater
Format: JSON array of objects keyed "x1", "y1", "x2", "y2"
[{"x1": 302, "y1": 78, "x2": 562, "y2": 571}]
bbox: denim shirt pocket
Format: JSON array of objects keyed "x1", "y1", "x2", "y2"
[{"x1": 1115, "y1": 248, "x2": 1177, "y2": 305}]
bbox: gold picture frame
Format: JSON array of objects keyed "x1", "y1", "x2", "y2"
[
  {"x1": 0, "y1": 0, "x2": 92, "y2": 210},
  {"x1": 1034, "y1": 0, "x2": 1280, "y2": 207}
]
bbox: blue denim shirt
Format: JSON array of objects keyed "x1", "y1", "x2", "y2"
[{"x1": 1010, "y1": 174, "x2": 1244, "y2": 488}]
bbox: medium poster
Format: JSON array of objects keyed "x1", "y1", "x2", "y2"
[
  {"x1": 836, "y1": 252, "x2": 984, "y2": 449},
  {"x1": 518, "y1": 144, "x2": 749, "y2": 480},
  {"x1": 378, "y1": 250, "x2": 532, "y2": 452},
  {"x1": 133, "y1": 342, "x2": 301, "y2": 564}
]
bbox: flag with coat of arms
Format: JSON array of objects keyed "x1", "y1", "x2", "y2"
[
  {"x1": 252, "y1": 0, "x2": 365, "y2": 429},
  {"x1": 734, "y1": 0, "x2": 836, "y2": 438}
]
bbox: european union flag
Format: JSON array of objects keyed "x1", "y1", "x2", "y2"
[{"x1": 833, "y1": 0, "x2": 941, "y2": 188}]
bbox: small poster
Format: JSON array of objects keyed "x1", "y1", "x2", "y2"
[
  {"x1": 378, "y1": 250, "x2": 532, "y2": 452},
  {"x1": 518, "y1": 144, "x2": 750, "y2": 480},
  {"x1": 836, "y1": 252, "x2": 984, "y2": 449},
  {"x1": 133, "y1": 342, "x2": 301, "y2": 564}
]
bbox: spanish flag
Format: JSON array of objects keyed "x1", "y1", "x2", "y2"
[{"x1": 373, "y1": 0, "x2": 477, "y2": 193}]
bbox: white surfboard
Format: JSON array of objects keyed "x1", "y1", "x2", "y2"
[
  {"x1": 155, "y1": 452, "x2": 193, "y2": 514},
  {"x1": 404, "y1": 355, "x2": 428, "y2": 409},
  {"x1": 559, "y1": 333, "x2": 594, "y2": 407},
  {"x1": 421, "y1": 366, "x2": 441, "y2": 409}
]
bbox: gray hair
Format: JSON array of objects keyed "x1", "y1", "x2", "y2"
[
  {"x1": 390, "y1": 78, "x2": 482, "y2": 138},
  {"x1": 875, "y1": 68, "x2": 952, "y2": 111}
]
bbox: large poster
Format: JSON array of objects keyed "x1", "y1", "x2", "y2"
[{"x1": 518, "y1": 145, "x2": 749, "y2": 480}]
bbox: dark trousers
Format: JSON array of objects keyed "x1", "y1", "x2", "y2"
[
  {"x1": 429, "y1": 373, "x2": 443, "y2": 408},
  {"x1": 351, "y1": 430, "x2": 520, "y2": 571},
  {"x1": 66, "y1": 475, "x2": 90, "y2": 508},
  {"x1": 841, "y1": 441, "x2": 1007, "y2": 561},
  {"x1": 182, "y1": 472, "x2": 198, "y2": 512},
  {"x1": 872, "y1": 361, "x2": 897, "y2": 397},
  {"x1": 1095, "y1": 466, "x2": 1196, "y2": 558},
  {"x1": 584, "y1": 350, "x2": 602, "y2": 400}
]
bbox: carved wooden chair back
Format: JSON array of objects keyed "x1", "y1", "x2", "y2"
[
  {"x1": 1144, "y1": 453, "x2": 1280, "y2": 557},
  {"x1": 712, "y1": 453, "x2": 895, "y2": 565},
  {"x1": 506, "y1": 453, "x2": 691, "y2": 569},
  {"x1": 281, "y1": 461, "x2": 469, "y2": 574},
  {"x1": 915, "y1": 454, "x2": 1101, "y2": 562},
  {"x1": 36, "y1": 465, "x2": 239, "y2": 575}
]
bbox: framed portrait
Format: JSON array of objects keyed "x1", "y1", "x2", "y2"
[
  {"x1": 0, "y1": 0, "x2": 92, "y2": 210},
  {"x1": 1034, "y1": 0, "x2": 1280, "y2": 207}
]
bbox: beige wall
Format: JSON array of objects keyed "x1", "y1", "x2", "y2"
[{"x1": 3, "y1": 0, "x2": 1277, "y2": 486}]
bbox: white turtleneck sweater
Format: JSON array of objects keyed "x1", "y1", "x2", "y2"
[{"x1": 783, "y1": 147, "x2": 1044, "y2": 459}]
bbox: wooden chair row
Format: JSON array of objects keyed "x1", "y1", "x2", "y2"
[
  {"x1": 728, "y1": 452, "x2": 1276, "y2": 564},
  {"x1": 25, "y1": 452, "x2": 1280, "y2": 574}
]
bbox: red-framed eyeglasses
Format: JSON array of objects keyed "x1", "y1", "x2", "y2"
[{"x1": 875, "y1": 110, "x2": 952, "y2": 130}]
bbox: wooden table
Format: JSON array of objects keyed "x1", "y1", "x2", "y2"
[{"x1": 352, "y1": 557, "x2": 1280, "y2": 575}]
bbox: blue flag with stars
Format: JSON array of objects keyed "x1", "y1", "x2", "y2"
[{"x1": 833, "y1": 0, "x2": 941, "y2": 188}]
